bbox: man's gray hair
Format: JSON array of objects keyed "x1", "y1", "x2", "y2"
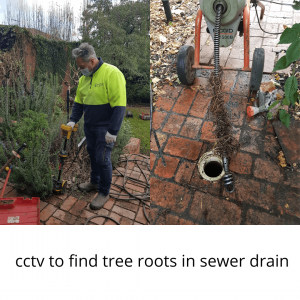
[{"x1": 72, "y1": 43, "x2": 97, "y2": 62}]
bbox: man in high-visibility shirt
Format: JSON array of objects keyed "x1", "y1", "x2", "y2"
[{"x1": 67, "y1": 43, "x2": 126, "y2": 210}]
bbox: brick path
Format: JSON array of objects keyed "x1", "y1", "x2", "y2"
[
  {"x1": 150, "y1": 70, "x2": 300, "y2": 225},
  {"x1": 149, "y1": 1, "x2": 300, "y2": 225},
  {"x1": 198, "y1": 1, "x2": 299, "y2": 73},
  {"x1": 0, "y1": 154, "x2": 150, "y2": 225}
]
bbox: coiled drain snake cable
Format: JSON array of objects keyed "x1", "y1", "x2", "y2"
[{"x1": 212, "y1": 4, "x2": 235, "y2": 193}]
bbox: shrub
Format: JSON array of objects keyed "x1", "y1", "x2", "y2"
[
  {"x1": 0, "y1": 72, "x2": 63, "y2": 198},
  {"x1": 12, "y1": 110, "x2": 49, "y2": 147},
  {"x1": 269, "y1": 22, "x2": 300, "y2": 128}
]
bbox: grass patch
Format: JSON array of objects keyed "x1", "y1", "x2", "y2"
[{"x1": 125, "y1": 106, "x2": 150, "y2": 155}]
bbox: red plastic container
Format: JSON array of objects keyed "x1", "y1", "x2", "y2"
[{"x1": 0, "y1": 197, "x2": 40, "y2": 225}]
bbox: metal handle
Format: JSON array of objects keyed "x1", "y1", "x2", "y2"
[
  {"x1": 17, "y1": 143, "x2": 27, "y2": 154},
  {"x1": 0, "y1": 143, "x2": 26, "y2": 174},
  {"x1": 162, "y1": 0, "x2": 172, "y2": 21}
]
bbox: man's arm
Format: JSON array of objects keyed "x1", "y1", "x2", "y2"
[{"x1": 107, "y1": 70, "x2": 126, "y2": 136}]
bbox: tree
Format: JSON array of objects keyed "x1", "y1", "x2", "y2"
[{"x1": 5, "y1": 0, "x2": 76, "y2": 41}]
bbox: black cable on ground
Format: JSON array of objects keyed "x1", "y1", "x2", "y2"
[
  {"x1": 254, "y1": 2, "x2": 283, "y2": 35},
  {"x1": 109, "y1": 153, "x2": 151, "y2": 224},
  {"x1": 84, "y1": 215, "x2": 120, "y2": 225},
  {"x1": 143, "y1": 203, "x2": 150, "y2": 224}
]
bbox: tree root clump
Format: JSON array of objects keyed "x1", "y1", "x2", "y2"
[{"x1": 208, "y1": 68, "x2": 240, "y2": 158}]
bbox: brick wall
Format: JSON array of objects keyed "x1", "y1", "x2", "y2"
[{"x1": 24, "y1": 42, "x2": 36, "y2": 81}]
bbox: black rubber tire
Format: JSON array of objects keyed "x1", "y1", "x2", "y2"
[
  {"x1": 250, "y1": 48, "x2": 265, "y2": 92},
  {"x1": 177, "y1": 45, "x2": 196, "y2": 86}
]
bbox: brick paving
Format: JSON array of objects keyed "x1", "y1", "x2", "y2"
[
  {"x1": 0, "y1": 154, "x2": 150, "y2": 225},
  {"x1": 150, "y1": 70, "x2": 300, "y2": 225},
  {"x1": 149, "y1": 2, "x2": 300, "y2": 225}
]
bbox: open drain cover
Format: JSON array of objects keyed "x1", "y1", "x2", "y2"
[{"x1": 197, "y1": 151, "x2": 225, "y2": 182}]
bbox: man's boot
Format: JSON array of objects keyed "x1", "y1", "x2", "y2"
[
  {"x1": 78, "y1": 182, "x2": 98, "y2": 192},
  {"x1": 90, "y1": 193, "x2": 109, "y2": 210}
]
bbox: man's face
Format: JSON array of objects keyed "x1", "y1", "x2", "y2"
[{"x1": 76, "y1": 57, "x2": 95, "y2": 72}]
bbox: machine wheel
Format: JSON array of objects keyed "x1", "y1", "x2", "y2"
[
  {"x1": 177, "y1": 45, "x2": 196, "y2": 86},
  {"x1": 250, "y1": 48, "x2": 265, "y2": 91}
]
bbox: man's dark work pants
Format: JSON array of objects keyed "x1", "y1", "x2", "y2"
[{"x1": 84, "y1": 124, "x2": 113, "y2": 195}]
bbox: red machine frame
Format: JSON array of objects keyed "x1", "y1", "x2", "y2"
[{"x1": 193, "y1": 2, "x2": 251, "y2": 72}]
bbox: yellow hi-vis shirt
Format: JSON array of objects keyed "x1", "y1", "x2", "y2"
[{"x1": 70, "y1": 60, "x2": 126, "y2": 135}]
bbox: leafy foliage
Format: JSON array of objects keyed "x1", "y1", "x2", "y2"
[
  {"x1": 284, "y1": 76, "x2": 298, "y2": 106},
  {"x1": 0, "y1": 26, "x2": 17, "y2": 52},
  {"x1": 274, "y1": 23, "x2": 300, "y2": 73},
  {"x1": 273, "y1": 55, "x2": 289, "y2": 72},
  {"x1": 268, "y1": 100, "x2": 280, "y2": 111},
  {"x1": 12, "y1": 110, "x2": 49, "y2": 148},
  {"x1": 272, "y1": 21, "x2": 300, "y2": 129},
  {"x1": 279, "y1": 109, "x2": 290, "y2": 129},
  {"x1": 292, "y1": 0, "x2": 300, "y2": 10},
  {"x1": 33, "y1": 35, "x2": 80, "y2": 85},
  {"x1": 0, "y1": 72, "x2": 63, "y2": 198}
]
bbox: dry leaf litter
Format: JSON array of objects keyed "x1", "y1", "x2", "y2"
[{"x1": 150, "y1": 0, "x2": 200, "y2": 101}]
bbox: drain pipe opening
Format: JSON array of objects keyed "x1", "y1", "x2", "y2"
[
  {"x1": 204, "y1": 161, "x2": 223, "y2": 178},
  {"x1": 198, "y1": 151, "x2": 225, "y2": 182}
]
